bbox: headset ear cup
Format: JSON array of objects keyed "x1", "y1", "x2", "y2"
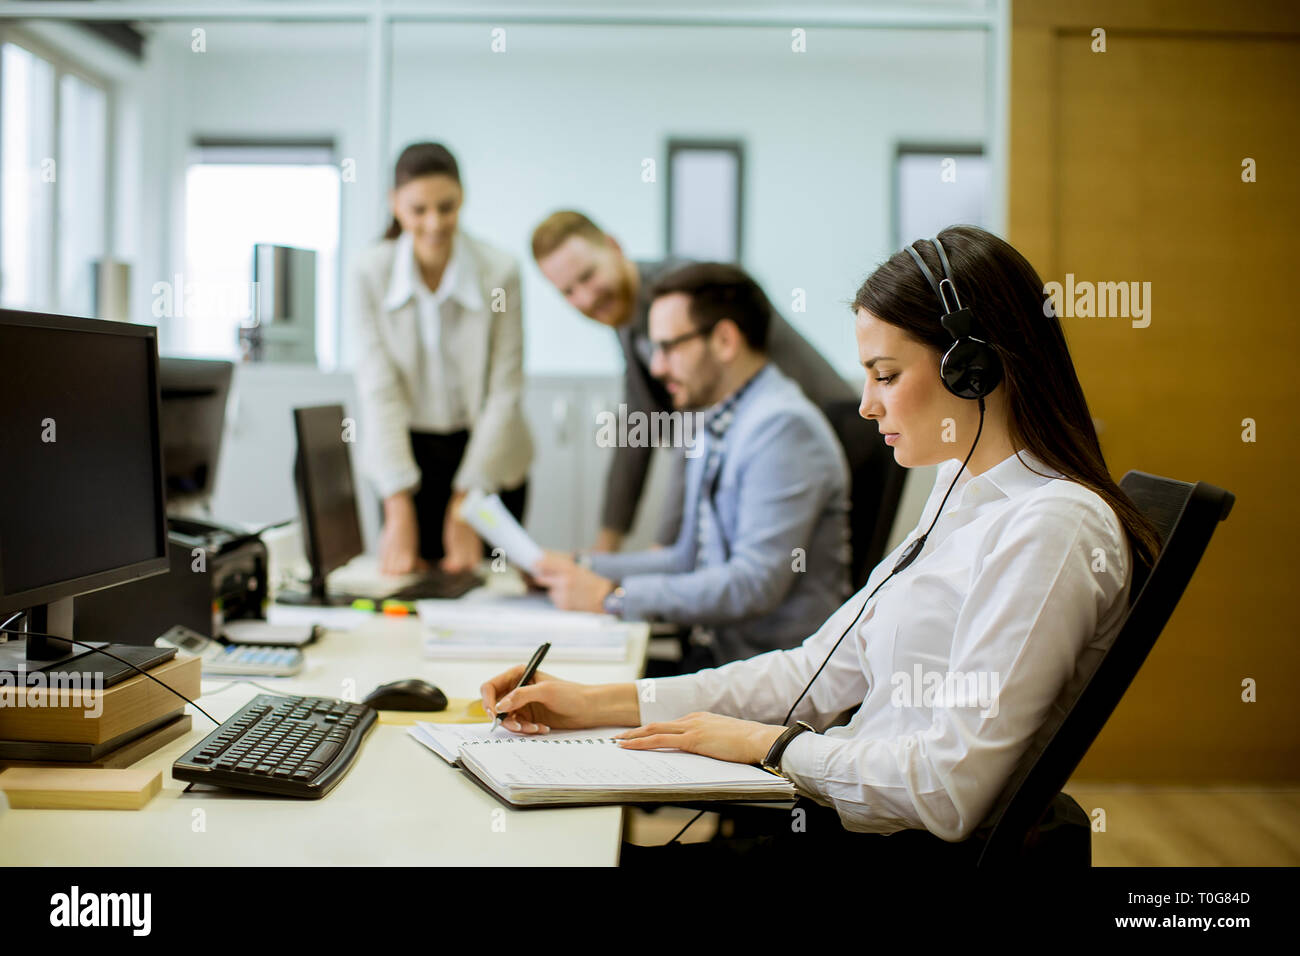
[{"x1": 941, "y1": 338, "x2": 1004, "y2": 399}]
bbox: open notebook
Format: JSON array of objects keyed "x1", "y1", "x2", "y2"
[{"x1": 409, "y1": 722, "x2": 796, "y2": 808}]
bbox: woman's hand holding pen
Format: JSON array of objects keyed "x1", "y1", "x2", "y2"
[
  {"x1": 482, "y1": 669, "x2": 786, "y2": 766},
  {"x1": 614, "y1": 713, "x2": 788, "y2": 766},
  {"x1": 481, "y1": 667, "x2": 640, "y2": 733},
  {"x1": 482, "y1": 669, "x2": 784, "y2": 766},
  {"x1": 480, "y1": 666, "x2": 587, "y2": 733}
]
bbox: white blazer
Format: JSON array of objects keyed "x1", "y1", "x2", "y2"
[{"x1": 347, "y1": 230, "x2": 533, "y2": 499}]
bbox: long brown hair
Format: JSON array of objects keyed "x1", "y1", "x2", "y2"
[
  {"x1": 383, "y1": 142, "x2": 460, "y2": 240},
  {"x1": 853, "y1": 225, "x2": 1161, "y2": 570}
]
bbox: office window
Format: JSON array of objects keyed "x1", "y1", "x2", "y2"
[
  {"x1": 0, "y1": 36, "x2": 109, "y2": 316},
  {"x1": 666, "y1": 140, "x2": 744, "y2": 263},
  {"x1": 183, "y1": 142, "x2": 340, "y2": 365},
  {"x1": 1, "y1": 41, "x2": 56, "y2": 311},
  {"x1": 57, "y1": 73, "x2": 108, "y2": 317},
  {"x1": 894, "y1": 145, "x2": 990, "y2": 247}
]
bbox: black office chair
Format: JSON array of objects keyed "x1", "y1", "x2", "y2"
[
  {"x1": 821, "y1": 399, "x2": 909, "y2": 589},
  {"x1": 693, "y1": 470, "x2": 1235, "y2": 866}
]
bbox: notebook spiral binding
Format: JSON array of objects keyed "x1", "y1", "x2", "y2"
[{"x1": 462, "y1": 737, "x2": 623, "y2": 745}]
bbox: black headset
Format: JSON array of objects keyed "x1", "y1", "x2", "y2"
[{"x1": 904, "y1": 237, "x2": 1003, "y2": 401}]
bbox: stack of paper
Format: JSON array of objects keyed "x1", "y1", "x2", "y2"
[
  {"x1": 266, "y1": 603, "x2": 374, "y2": 632},
  {"x1": 415, "y1": 599, "x2": 613, "y2": 632},
  {"x1": 415, "y1": 599, "x2": 631, "y2": 661},
  {"x1": 419, "y1": 627, "x2": 629, "y2": 661}
]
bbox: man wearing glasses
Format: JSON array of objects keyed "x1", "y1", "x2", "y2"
[
  {"x1": 533, "y1": 262, "x2": 850, "y2": 671},
  {"x1": 531, "y1": 210, "x2": 855, "y2": 555}
]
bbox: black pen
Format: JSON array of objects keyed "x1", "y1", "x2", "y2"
[{"x1": 490, "y1": 642, "x2": 551, "y2": 735}]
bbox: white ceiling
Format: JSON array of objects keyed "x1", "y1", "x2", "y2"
[{"x1": 134, "y1": 2, "x2": 992, "y2": 56}]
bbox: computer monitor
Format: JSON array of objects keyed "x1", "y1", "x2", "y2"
[
  {"x1": 287, "y1": 404, "x2": 364, "y2": 605},
  {"x1": 0, "y1": 309, "x2": 171, "y2": 676},
  {"x1": 282, "y1": 403, "x2": 482, "y2": 606},
  {"x1": 158, "y1": 357, "x2": 234, "y2": 511}
]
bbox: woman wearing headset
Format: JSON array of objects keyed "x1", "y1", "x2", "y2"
[
  {"x1": 350, "y1": 142, "x2": 532, "y2": 574},
  {"x1": 479, "y1": 225, "x2": 1161, "y2": 864}
]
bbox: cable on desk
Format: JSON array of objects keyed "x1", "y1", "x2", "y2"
[
  {"x1": 0, "y1": 623, "x2": 221, "y2": 728},
  {"x1": 201, "y1": 677, "x2": 305, "y2": 699}
]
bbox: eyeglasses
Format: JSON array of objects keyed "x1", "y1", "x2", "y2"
[{"x1": 649, "y1": 323, "x2": 717, "y2": 358}]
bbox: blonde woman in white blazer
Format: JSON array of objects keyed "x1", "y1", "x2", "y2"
[{"x1": 349, "y1": 142, "x2": 533, "y2": 574}]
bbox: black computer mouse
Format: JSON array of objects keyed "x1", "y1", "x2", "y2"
[{"x1": 363, "y1": 679, "x2": 448, "y2": 712}]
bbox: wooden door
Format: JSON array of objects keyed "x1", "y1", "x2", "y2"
[{"x1": 1011, "y1": 0, "x2": 1300, "y2": 780}]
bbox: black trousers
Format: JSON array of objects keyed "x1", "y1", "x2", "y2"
[
  {"x1": 620, "y1": 797, "x2": 985, "y2": 868},
  {"x1": 400, "y1": 430, "x2": 528, "y2": 564}
]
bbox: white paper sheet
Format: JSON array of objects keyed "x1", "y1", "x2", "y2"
[
  {"x1": 459, "y1": 489, "x2": 543, "y2": 571},
  {"x1": 415, "y1": 599, "x2": 614, "y2": 633}
]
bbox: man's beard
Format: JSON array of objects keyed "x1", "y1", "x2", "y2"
[{"x1": 668, "y1": 359, "x2": 722, "y2": 410}]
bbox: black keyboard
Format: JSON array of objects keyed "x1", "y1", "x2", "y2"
[
  {"x1": 384, "y1": 568, "x2": 483, "y2": 600},
  {"x1": 173, "y1": 694, "x2": 376, "y2": 798}
]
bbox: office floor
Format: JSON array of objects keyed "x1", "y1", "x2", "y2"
[
  {"x1": 1066, "y1": 785, "x2": 1300, "y2": 866},
  {"x1": 623, "y1": 787, "x2": 1300, "y2": 865}
]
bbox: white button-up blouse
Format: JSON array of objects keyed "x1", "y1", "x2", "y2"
[
  {"x1": 383, "y1": 229, "x2": 477, "y2": 433},
  {"x1": 636, "y1": 448, "x2": 1132, "y2": 841}
]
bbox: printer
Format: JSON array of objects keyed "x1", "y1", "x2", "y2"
[{"x1": 75, "y1": 516, "x2": 269, "y2": 647}]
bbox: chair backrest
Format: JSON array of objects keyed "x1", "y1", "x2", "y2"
[
  {"x1": 821, "y1": 399, "x2": 909, "y2": 589},
  {"x1": 975, "y1": 471, "x2": 1235, "y2": 866}
]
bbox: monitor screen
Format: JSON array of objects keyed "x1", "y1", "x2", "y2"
[
  {"x1": 293, "y1": 404, "x2": 363, "y2": 583},
  {"x1": 0, "y1": 311, "x2": 168, "y2": 608},
  {"x1": 159, "y1": 357, "x2": 234, "y2": 505}
]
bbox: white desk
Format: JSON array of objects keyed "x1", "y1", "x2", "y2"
[{"x1": 0, "y1": 616, "x2": 648, "y2": 866}]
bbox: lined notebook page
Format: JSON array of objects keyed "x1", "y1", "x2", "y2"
[
  {"x1": 410, "y1": 722, "x2": 625, "y2": 764},
  {"x1": 459, "y1": 737, "x2": 788, "y2": 790}
]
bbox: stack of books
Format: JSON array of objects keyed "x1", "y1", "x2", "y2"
[{"x1": 0, "y1": 654, "x2": 199, "y2": 770}]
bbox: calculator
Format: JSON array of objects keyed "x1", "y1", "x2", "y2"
[{"x1": 156, "y1": 626, "x2": 305, "y2": 677}]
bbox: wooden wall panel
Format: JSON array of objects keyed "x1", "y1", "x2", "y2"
[{"x1": 1010, "y1": 1, "x2": 1300, "y2": 780}]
